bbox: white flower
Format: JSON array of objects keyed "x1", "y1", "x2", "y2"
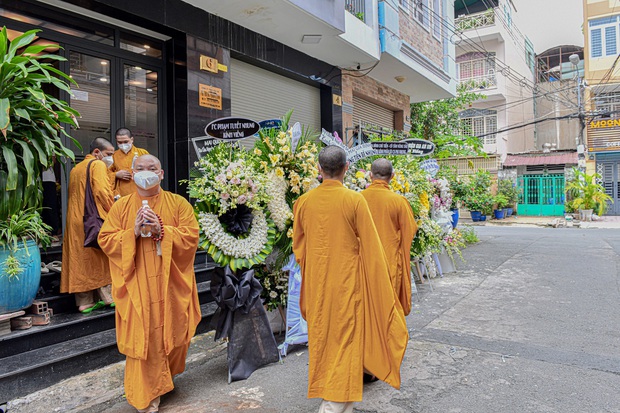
[
  {"x1": 265, "y1": 171, "x2": 293, "y2": 231},
  {"x1": 269, "y1": 291, "x2": 278, "y2": 299},
  {"x1": 198, "y1": 209, "x2": 269, "y2": 259}
]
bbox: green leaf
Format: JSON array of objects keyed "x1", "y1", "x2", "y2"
[
  {"x1": 14, "y1": 140, "x2": 35, "y2": 186},
  {"x1": 7, "y1": 30, "x2": 39, "y2": 60},
  {"x1": 1, "y1": 145, "x2": 18, "y2": 190},
  {"x1": 13, "y1": 107, "x2": 30, "y2": 121},
  {"x1": 0, "y1": 97, "x2": 9, "y2": 131}
]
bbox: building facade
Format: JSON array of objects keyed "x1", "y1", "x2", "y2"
[
  {"x1": 454, "y1": 0, "x2": 536, "y2": 161},
  {"x1": 583, "y1": 0, "x2": 620, "y2": 215}
]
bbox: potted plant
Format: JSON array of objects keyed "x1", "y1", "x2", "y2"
[
  {"x1": 497, "y1": 179, "x2": 518, "y2": 216},
  {"x1": 0, "y1": 27, "x2": 79, "y2": 313},
  {"x1": 463, "y1": 169, "x2": 493, "y2": 221},
  {"x1": 565, "y1": 168, "x2": 613, "y2": 221},
  {"x1": 493, "y1": 193, "x2": 509, "y2": 219}
]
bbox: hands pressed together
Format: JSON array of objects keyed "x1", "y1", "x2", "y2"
[{"x1": 134, "y1": 207, "x2": 162, "y2": 238}]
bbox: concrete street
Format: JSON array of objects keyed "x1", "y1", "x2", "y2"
[{"x1": 9, "y1": 225, "x2": 620, "y2": 413}]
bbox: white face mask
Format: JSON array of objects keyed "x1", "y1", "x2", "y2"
[
  {"x1": 101, "y1": 156, "x2": 114, "y2": 168},
  {"x1": 133, "y1": 171, "x2": 160, "y2": 190},
  {"x1": 118, "y1": 143, "x2": 133, "y2": 154}
]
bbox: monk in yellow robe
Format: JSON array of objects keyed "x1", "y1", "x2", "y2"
[
  {"x1": 61, "y1": 137, "x2": 115, "y2": 312},
  {"x1": 293, "y1": 146, "x2": 409, "y2": 413},
  {"x1": 99, "y1": 155, "x2": 201, "y2": 413},
  {"x1": 362, "y1": 158, "x2": 417, "y2": 316},
  {"x1": 108, "y1": 127, "x2": 149, "y2": 197}
]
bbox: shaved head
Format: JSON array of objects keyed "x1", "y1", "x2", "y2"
[
  {"x1": 89, "y1": 137, "x2": 114, "y2": 154},
  {"x1": 371, "y1": 158, "x2": 393, "y2": 181},
  {"x1": 318, "y1": 146, "x2": 347, "y2": 177},
  {"x1": 134, "y1": 154, "x2": 162, "y2": 171}
]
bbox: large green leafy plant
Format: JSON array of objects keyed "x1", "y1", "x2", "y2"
[
  {"x1": 565, "y1": 168, "x2": 613, "y2": 216},
  {"x1": 0, "y1": 27, "x2": 79, "y2": 277}
]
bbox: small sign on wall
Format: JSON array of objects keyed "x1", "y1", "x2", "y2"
[
  {"x1": 199, "y1": 84, "x2": 222, "y2": 110},
  {"x1": 200, "y1": 55, "x2": 218, "y2": 73},
  {"x1": 332, "y1": 94, "x2": 342, "y2": 106}
]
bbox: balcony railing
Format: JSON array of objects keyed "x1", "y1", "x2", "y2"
[
  {"x1": 455, "y1": 9, "x2": 495, "y2": 32},
  {"x1": 345, "y1": 0, "x2": 366, "y2": 23},
  {"x1": 459, "y1": 74, "x2": 497, "y2": 91}
]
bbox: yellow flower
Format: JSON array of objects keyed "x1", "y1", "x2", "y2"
[
  {"x1": 281, "y1": 145, "x2": 290, "y2": 154},
  {"x1": 275, "y1": 167, "x2": 285, "y2": 178},
  {"x1": 355, "y1": 171, "x2": 366, "y2": 179},
  {"x1": 254, "y1": 148, "x2": 262, "y2": 156},
  {"x1": 278, "y1": 131, "x2": 286, "y2": 139},
  {"x1": 287, "y1": 228, "x2": 294, "y2": 238},
  {"x1": 269, "y1": 154, "x2": 281, "y2": 165},
  {"x1": 420, "y1": 192, "x2": 430, "y2": 210},
  {"x1": 290, "y1": 171, "x2": 301, "y2": 185},
  {"x1": 260, "y1": 161, "x2": 268, "y2": 171}
]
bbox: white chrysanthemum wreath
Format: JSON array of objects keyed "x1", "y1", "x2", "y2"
[
  {"x1": 266, "y1": 171, "x2": 293, "y2": 231},
  {"x1": 198, "y1": 209, "x2": 269, "y2": 260}
]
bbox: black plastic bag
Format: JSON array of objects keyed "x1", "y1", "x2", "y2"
[{"x1": 211, "y1": 266, "x2": 281, "y2": 382}]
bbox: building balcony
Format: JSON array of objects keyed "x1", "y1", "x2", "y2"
[
  {"x1": 455, "y1": 9, "x2": 495, "y2": 32},
  {"x1": 459, "y1": 74, "x2": 497, "y2": 91},
  {"x1": 184, "y1": 0, "x2": 381, "y2": 68}
]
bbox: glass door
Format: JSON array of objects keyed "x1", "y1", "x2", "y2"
[
  {"x1": 68, "y1": 51, "x2": 112, "y2": 159},
  {"x1": 123, "y1": 64, "x2": 159, "y2": 156}
]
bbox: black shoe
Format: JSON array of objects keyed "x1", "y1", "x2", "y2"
[{"x1": 363, "y1": 373, "x2": 379, "y2": 383}]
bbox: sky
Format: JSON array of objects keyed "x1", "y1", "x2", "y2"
[{"x1": 514, "y1": 0, "x2": 584, "y2": 53}]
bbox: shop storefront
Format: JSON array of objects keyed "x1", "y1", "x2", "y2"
[{"x1": 587, "y1": 116, "x2": 620, "y2": 215}]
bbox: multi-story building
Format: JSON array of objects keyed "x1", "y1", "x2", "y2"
[
  {"x1": 583, "y1": 0, "x2": 620, "y2": 215},
  {"x1": 453, "y1": 0, "x2": 535, "y2": 161},
  {"x1": 0, "y1": 0, "x2": 456, "y2": 401}
]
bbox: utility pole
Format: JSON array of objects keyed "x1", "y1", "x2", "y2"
[{"x1": 569, "y1": 53, "x2": 586, "y2": 172}]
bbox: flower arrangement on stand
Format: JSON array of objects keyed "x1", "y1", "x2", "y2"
[
  {"x1": 187, "y1": 142, "x2": 276, "y2": 271},
  {"x1": 252, "y1": 111, "x2": 321, "y2": 310},
  {"x1": 344, "y1": 165, "x2": 372, "y2": 192}
]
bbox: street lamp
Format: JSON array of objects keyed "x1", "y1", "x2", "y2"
[{"x1": 569, "y1": 53, "x2": 586, "y2": 171}]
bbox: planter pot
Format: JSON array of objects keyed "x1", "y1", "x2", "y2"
[
  {"x1": 580, "y1": 209, "x2": 594, "y2": 221},
  {"x1": 506, "y1": 207, "x2": 514, "y2": 217},
  {"x1": 450, "y1": 208, "x2": 459, "y2": 228},
  {"x1": 470, "y1": 210, "x2": 482, "y2": 222},
  {"x1": 494, "y1": 209, "x2": 505, "y2": 220},
  {"x1": 480, "y1": 214, "x2": 487, "y2": 222},
  {"x1": 0, "y1": 239, "x2": 41, "y2": 314}
]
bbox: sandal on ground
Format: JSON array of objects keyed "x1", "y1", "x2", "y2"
[
  {"x1": 40, "y1": 262, "x2": 50, "y2": 274},
  {"x1": 46, "y1": 260, "x2": 62, "y2": 273},
  {"x1": 363, "y1": 373, "x2": 379, "y2": 383},
  {"x1": 80, "y1": 301, "x2": 106, "y2": 314}
]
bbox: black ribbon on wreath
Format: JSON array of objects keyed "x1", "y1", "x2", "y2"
[
  {"x1": 218, "y1": 204, "x2": 254, "y2": 235},
  {"x1": 211, "y1": 266, "x2": 281, "y2": 382}
]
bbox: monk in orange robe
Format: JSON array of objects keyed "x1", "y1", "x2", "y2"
[
  {"x1": 61, "y1": 137, "x2": 115, "y2": 312},
  {"x1": 99, "y1": 155, "x2": 201, "y2": 413},
  {"x1": 362, "y1": 158, "x2": 417, "y2": 316},
  {"x1": 293, "y1": 146, "x2": 409, "y2": 413},
  {"x1": 108, "y1": 127, "x2": 149, "y2": 197}
]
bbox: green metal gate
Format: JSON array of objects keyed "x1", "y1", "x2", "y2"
[{"x1": 517, "y1": 174, "x2": 565, "y2": 216}]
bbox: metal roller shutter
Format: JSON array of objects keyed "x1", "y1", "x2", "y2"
[
  {"x1": 352, "y1": 95, "x2": 395, "y2": 130},
  {"x1": 231, "y1": 59, "x2": 321, "y2": 149}
]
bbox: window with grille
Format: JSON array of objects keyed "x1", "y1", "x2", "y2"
[
  {"x1": 589, "y1": 15, "x2": 619, "y2": 58},
  {"x1": 399, "y1": 0, "x2": 410, "y2": 12},
  {"x1": 459, "y1": 109, "x2": 497, "y2": 145},
  {"x1": 431, "y1": 0, "x2": 441, "y2": 39},
  {"x1": 413, "y1": 0, "x2": 430, "y2": 28},
  {"x1": 594, "y1": 91, "x2": 620, "y2": 115}
]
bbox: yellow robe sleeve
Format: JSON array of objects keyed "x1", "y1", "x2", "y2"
[
  {"x1": 292, "y1": 200, "x2": 307, "y2": 319},
  {"x1": 91, "y1": 160, "x2": 114, "y2": 219},
  {"x1": 397, "y1": 198, "x2": 417, "y2": 316},
  {"x1": 356, "y1": 197, "x2": 408, "y2": 390},
  {"x1": 160, "y1": 196, "x2": 201, "y2": 353},
  {"x1": 98, "y1": 199, "x2": 145, "y2": 358}
]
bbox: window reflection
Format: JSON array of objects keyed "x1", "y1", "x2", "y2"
[{"x1": 124, "y1": 65, "x2": 158, "y2": 156}]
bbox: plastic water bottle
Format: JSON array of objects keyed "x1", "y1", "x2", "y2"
[
  {"x1": 131, "y1": 152, "x2": 138, "y2": 169},
  {"x1": 140, "y1": 200, "x2": 152, "y2": 237}
]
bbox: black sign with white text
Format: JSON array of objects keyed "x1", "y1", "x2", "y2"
[{"x1": 205, "y1": 117, "x2": 260, "y2": 140}]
